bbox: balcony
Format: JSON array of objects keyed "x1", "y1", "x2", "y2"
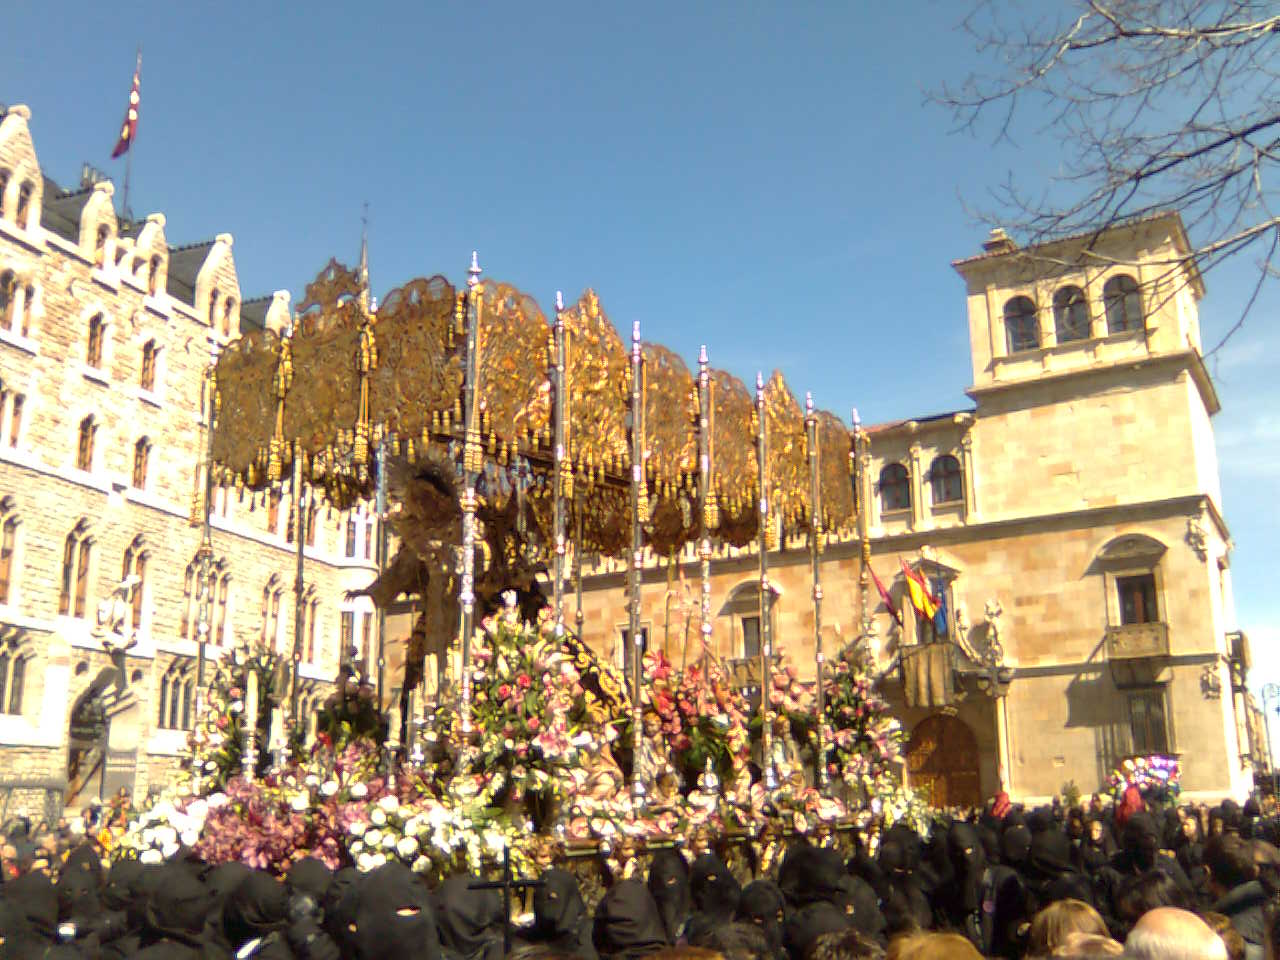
[{"x1": 1105, "y1": 622, "x2": 1170, "y2": 660}]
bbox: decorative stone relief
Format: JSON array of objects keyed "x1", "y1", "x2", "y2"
[{"x1": 1186, "y1": 515, "x2": 1208, "y2": 560}]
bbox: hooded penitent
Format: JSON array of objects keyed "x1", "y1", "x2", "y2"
[
  {"x1": 592, "y1": 879, "x2": 668, "y2": 960},
  {"x1": 435, "y1": 874, "x2": 503, "y2": 960},
  {"x1": 782, "y1": 901, "x2": 852, "y2": 960},
  {"x1": 876, "y1": 826, "x2": 931, "y2": 936},
  {"x1": 3, "y1": 870, "x2": 58, "y2": 942},
  {"x1": 141, "y1": 864, "x2": 215, "y2": 951},
  {"x1": 735, "y1": 880, "x2": 786, "y2": 960},
  {"x1": 684, "y1": 853, "x2": 741, "y2": 943},
  {"x1": 645, "y1": 849, "x2": 689, "y2": 944},
  {"x1": 286, "y1": 859, "x2": 333, "y2": 905},
  {"x1": 525, "y1": 868, "x2": 596, "y2": 960},
  {"x1": 218, "y1": 871, "x2": 291, "y2": 955},
  {"x1": 348, "y1": 862, "x2": 438, "y2": 960}
]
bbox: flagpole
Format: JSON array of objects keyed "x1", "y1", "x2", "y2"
[{"x1": 121, "y1": 48, "x2": 140, "y2": 220}]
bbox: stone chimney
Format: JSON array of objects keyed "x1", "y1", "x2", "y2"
[{"x1": 982, "y1": 227, "x2": 1017, "y2": 255}]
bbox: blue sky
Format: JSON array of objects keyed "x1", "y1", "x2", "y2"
[{"x1": 4, "y1": 2, "x2": 1276, "y2": 693}]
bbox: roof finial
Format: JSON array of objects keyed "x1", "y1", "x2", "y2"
[
  {"x1": 805, "y1": 391, "x2": 814, "y2": 416},
  {"x1": 467, "y1": 251, "x2": 482, "y2": 288},
  {"x1": 555, "y1": 290, "x2": 564, "y2": 313}
]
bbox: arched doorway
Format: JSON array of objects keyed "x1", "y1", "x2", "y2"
[
  {"x1": 66, "y1": 686, "x2": 109, "y2": 807},
  {"x1": 906, "y1": 713, "x2": 981, "y2": 808}
]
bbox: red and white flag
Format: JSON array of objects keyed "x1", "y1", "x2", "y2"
[{"x1": 110, "y1": 52, "x2": 142, "y2": 159}]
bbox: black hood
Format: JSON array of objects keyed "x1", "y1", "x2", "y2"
[
  {"x1": 736, "y1": 880, "x2": 786, "y2": 956},
  {"x1": 592, "y1": 880, "x2": 667, "y2": 960},
  {"x1": 435, "y1": 874, "x2": 503, "y2": 960},
  {"x1": 645, "y1": 849, "x2": 689, "y2": 944}
]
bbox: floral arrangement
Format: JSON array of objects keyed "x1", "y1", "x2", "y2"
[
  {"x1": 1108, "y1": 754, "x2": 1181, "y2": 807},
  {"x1": 821, "y1": 643, "x2": 906, "y2": 804}
]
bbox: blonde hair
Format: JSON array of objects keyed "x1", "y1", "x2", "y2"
[
  {"x1": 1027, "y1": 899, "x2": 1108, "y2": 957},
  {"x1": 1052, "y1": 932, "x2": 1125, "y2": 957},
  {"x1": 886, "y1": 933, "x2": 981, "y2": 960}
]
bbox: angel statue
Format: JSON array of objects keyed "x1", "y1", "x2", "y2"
[{"x1": 95, "y1": 575, "x2": 140, "y2": 691}]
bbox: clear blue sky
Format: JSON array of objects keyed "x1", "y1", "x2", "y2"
[{"x1": 4, "y1": 2, "x2": 1276, "y2": 692}]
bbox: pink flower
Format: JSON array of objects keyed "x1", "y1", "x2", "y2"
[
  {"x1": 517, "y1": 674, "x2": 532, "y2": 690},
  {"x1": 498, "y1": 684, "x2": 512, "y2": 700},
  {"x1": 527, "y1": 716, "x2": 540, "y2": 732}
]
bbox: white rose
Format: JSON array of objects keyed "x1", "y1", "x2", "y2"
[
  {"x1": 371, "y1": 809, "x2": 387, "y2": 826},
  {"x1": 397, "y1": 836, "x2": 420, "y2": 859},
  {"x1": 180, "y1": 830, "x2": 199, "y2": 847},
  {"x1": 351, "y1": 840, "x2": 365, "y2": 855},
  {"x1": 365, "y1": 829, "x2": 383, "y2": 847},
  {"x1": 349, "y1": 821, "x2": 367, "y2": 838},
  {"x1": 357, "y1": 852, "x2": 375, "y2": 872},
  {"x1": 378, "y1": 795, "x2": 399, "y2": 813},
  {"x1": 427, "y1": 805, "x2": 450, "y2": 828},
  {"x1": 382, "y1": 833, "x2": 398, "y2": 850},
  {"x1": 305, "y1": 774, "x2": 320, "y2": 788},
  {"x1": 370, "y1": 852, "x2": 387, "y2": 868},
  {"x1": 140, "y1": 849, "x2": 162, "y2": 865},
  {"x1": 290, "y1": 793, "x2": 309, "y2": 812},
  {"x1": 161, "y1": 840, "x2": 180, "y2": 859},
  {"x1": 320, "y1": 781, "x2": 339, "y2": 798},
  {"x1": 412, "y1": 855, "x2": 431, "y2": 873},
  {"x1": 350, "y1": 783, "x2": 368, "y2": 799}
]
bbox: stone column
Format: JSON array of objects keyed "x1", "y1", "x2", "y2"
[
  {"x1": 960, "y1": 432, "x2": 978, "y2": 522},
  {"x1": 908, "y1": 442, "x2": 924, "y2": 531}
]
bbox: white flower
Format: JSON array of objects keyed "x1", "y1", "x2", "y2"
[
  {"x1": 161, "y1": 840, "x2": 180, "y2": 859},
  {"x1": 350, "y1": 783, "x2": 368, "y2": 799},
  {"x1": 140, "y1": 849, "x2": 162, "y2": 865},
  {"x1": 365, "y1": 829, "x2": 383, "y2": 847},
  {"x1": 320, "y1": 781, "x2": 339, "y2": 798},
  {"x1": 357, "y1": 852, "x2": 376, "y2": 872},
  {"x1": 382, "y1": 833, "x2": 398, "y2": 850},
  {"x1": 403, "y1": 816, "x2": 423, "y2": 836},
  {"x1": 180, "y1": 830, "x2": 199, "y2": 847},
  {"x1": 349, "y1": 821, "x2": 367, "y2": 838},
  {"x1": 370, "y1": 852, "x2": 387, "y2": 869},
  {"x1": 351, "y1": 840, "x2": 365, "y2": 855},
  {"x1": 290, "y1": 793, "x2": 309, "y2": 813},
  {"x1": 397, "y1": 835, "x2": 420, "y2": 859},
  {"x1": 412, "y1": 855, "x2": 431, "y2": 873},
  {"x1": 378, "y1": 795, "x2": 400, "y2": 814},
  {"x1": 427, "y1": 805, "x2": 450, "y2": 828},
  {"x1": 371, "y1": 809, "x2": 387, "y2": 826},
  {"x1": 305, "y1": 774, "x2": 320, "y2": 788}
]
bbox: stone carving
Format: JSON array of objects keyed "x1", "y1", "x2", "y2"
[
  {"x1": 1186, "y1": 516, "x2": 1208, "y2": 560},
  {"x1": 983, "y1": 599, "x2": 1005, "y2": 667},
  {"x1": 95, "y1": 576, "x2": 140, "y2": 650},
  {"x1": 1200, "y1": 664, "x2": 1223, "y2": 699}
]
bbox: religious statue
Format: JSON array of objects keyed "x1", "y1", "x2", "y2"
[
  {"x1": 605, "y1": 834, "x2": 641, "y2": 883},
  {"x1": 767, "y1": 714, "x2": 806, "y2": 787},
  {"x1": 575, "y1": 740, "x2": 625, "y2": 803},
  {"x1": 756, "y1": 820, "x2": 785, "y2": 878},
  {"x1": 638, "y1": 712, "x2": 678, "y2": 800},
  {"x1": 983, "y1": 599, "x2": 1005, "y2": 666},
  {"x1": 95, "y1": 575, "x2": 140, "y2": 648}
]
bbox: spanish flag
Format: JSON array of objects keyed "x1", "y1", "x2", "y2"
[{"x1": 901, "y1": 558, "x2": 939, "y2": 620}]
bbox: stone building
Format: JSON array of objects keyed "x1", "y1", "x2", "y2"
[
  {"x1": 0, "y1": 105, "x2": 381, "y2": 820},
  {"x1": 572, "y1": 214, "x2": 1256, "y2": 804}
]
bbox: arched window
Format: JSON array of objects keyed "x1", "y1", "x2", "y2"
[
  {"x1": 223, "y1": 298, "x2": 236, "y2": 336},
  {"x1": 58, "y1": 522, "x2": 93, "y2": 618},
  {"x1": 267, "y1": 492, "x2": 281, "y2": 535},
  {"x1": 86, "y1": 313, "x2": 106, "y2": 368},
  {"x1": 6, "y1": 392, "x2": 22, "y2": 448},
  {"x1": 879, "y1": 463, "x2": 911, "y2": 513},
  {"x1": 1003, "y1": 296, "x2": 1040, "y2": 353},
  {"x1": 158, "y1": 661, "x2": 195, "y2": 730},
  {"x1": 929, "y1": 455, "x2": 963, "y2": 505},
  {"x1": 208, "y1": 287, "x2": 221, "y2": 332},
  {"x1": 15, "y1": 182, "x2": 32, "y2": 228},
  {"x1": 0, "y1": 512, "x2": 17, "y2": 604},
  {"x1": 122, "y1": 539, "x2": 147, "y2": 633},
  {"x1": 0, "y1": 271, "x2": 14, "y2": 333},
  {"x1": 305, "y1": 503, "x2": 318, "y2": 547},
  {"x1": 262, "y1": 577, "x2": 283, "y2": 649},
  {"x1": 94, "y1": 225, "x2": 110, "y2": 267},
  {"x1": 76, "y1": 416, "x2": 97, "y2": 471},
  {"x1": 20, "y1": 284, "x2": 32, "y2": 338},
  {"x1": 140, "y1": 339, "x2": 158, "y2": 392},
  {"x1": 1053, "y1": 285, "x2": 1090, "y2": 343},
  {"x1": 1104, "y1": 275, "x2": 1144, "y2": 334},
  {"x1": 131, "y1": 437, "x2": 151, "y2": 489},
  {"x1": 303, "y1": 593, "x2": 319, "y2": 663},
  {"x1": 148, "y1": 256, "x2": 162, "y2": 295},
  {"x1": 0, "y1": 635, "x2": 29, "y2": 715}
]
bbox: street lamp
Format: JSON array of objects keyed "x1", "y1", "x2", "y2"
[{"x1": 1262, "y1": 683, "x2": 1280, "y2": 798}]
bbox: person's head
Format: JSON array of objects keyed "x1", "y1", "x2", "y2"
[
  {"x1": 1199, "y1": 911, "x2": 1246, "y2": 960},
  {"x1": 1025, "y1": 899, "x2": 1108, "y2": 957},
  {"x1": 1204, "y1": 833, "x2": 1257, "y2": 896},
  {"x1": 1125, "y1": 907, "x2": 1228, "y2": 960},
  {"x1": 884, "y1": 932, "x2": 981, "y2": 960},
  {"x1": 804, "y1": 927, "x2": 884, "y2": 960},
  {"x1": 690, "y1": 922, "x2": 772, "y2": 960},
  {"x1": 1115, "y1": 870, "x2": 1191, "y2": 930},
  {"x1": 1050, "y1": 931, "x2": 1125, "y2": 956}
]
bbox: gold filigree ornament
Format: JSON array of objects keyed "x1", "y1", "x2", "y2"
[
  {"x1": 816, "y1": 410, "x2": 855, "y2": 535},
  {"x1": 762, "y1": 370, "x2": 808, "y2": 532},
  {"x1": 210, "y1": 328, "x2": 281, "y2": 484},
  {"x1": 709, "y1": 368, "x2": 756, "y2": 547},
  {"x1": 475, "y1": 281, "x2": 551, "y2": 453}
]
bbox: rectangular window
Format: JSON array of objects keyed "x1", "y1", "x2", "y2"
[
  {"x1": 741, "y1": 615, "x2": 761, "y2": 660},
  {"x1": 1118, "y1": 573, "x2": 1159, "y2": 625},
  {"x1": 345, "y1": 518, "x2": 358, "y2": 558},
  {"x1": 306, "y1": 506, "x2": 317, "y2": 547},
  {"x1": 86, "y1": 315, "x2": 105, "y2": 368},
  {"x1": 76, "y1": 418, "x2": 96, "y2": 471},
  {"x1": 361, "y1": 612, "x2": 372, "y2": 667},
  {"x1": 140, "y1": 340, "x2": 158, "y2": 392},
  {"x1": 8, "y1": 393, "x2": 22, "y2": 447},
  {"x1": 1129, "y1": 688, "x2": 1170, "y2": 755},
  {"x1": 74, "y1": 540, "x2": 91, "y2": 618},
  {"x1": 131, "y1": 439, "x2": 150, "y2": 489},
  {"x1": 364, "y1": 518, "x2": 374, "y2": 560},
  {"x1": 0, "y1": 518, "x2": 15, "y2": 604},
  {"x1": 340, "y1": 611, "x2": 355, "y2": 660}
]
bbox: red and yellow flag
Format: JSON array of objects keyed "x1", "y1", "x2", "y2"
[
  {"x1": 900, "y1": 558, "x2": 939, "y2": 620},
  {"x1": 111, "y1": 52, "x2": 142, "y2": 159}
]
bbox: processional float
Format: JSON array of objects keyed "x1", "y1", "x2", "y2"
[{"x1": 206, "y1": 255, "x2": 860, "y2": 800}]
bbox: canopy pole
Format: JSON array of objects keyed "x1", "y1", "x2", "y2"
[
  {"x1": 756, "y1": 372, "x2": 776, "y2": 791},
  {"x1": 458, "y1": 253, "x2": 483, "y2": 737},
  {"x1": 290, "y1": 445, "x2": 305, "y2": 721},
  {"x1": 697, "y1": 346, "x2": 715, "y2": 680},
  {"x1": 552, "y1": 292, "x2": 568, "y2": 637},
  {"x1": 628, "y1": 320, "x2": 647, "y2": 807},
  {"x1": 805, "y1": 394, "x2": 827, "y2": 791}
]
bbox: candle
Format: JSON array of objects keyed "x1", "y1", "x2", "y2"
[{"x1": 245, "y1": 669, "x2": 259, "y2": 735}]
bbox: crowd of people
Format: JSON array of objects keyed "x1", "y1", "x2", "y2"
[{"x1": 3, "y1": 791, "x2": 1280, "y2": 959}]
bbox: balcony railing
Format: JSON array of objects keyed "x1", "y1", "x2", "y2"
[{"x1": 1105, "y1": 622, "x2": 1170, "y2": 660}]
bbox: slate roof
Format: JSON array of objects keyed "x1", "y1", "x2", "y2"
[
  {"x1": 165, "y1": 240, "x2": 215, "y2": 306},
  {"x1": 239, "y1": 296, "x2": 270, "y2": 332},
  {"x1": 39, "y1": 176, "x2": 91, "y2": 242}
]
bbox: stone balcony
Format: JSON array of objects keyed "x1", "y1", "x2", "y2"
[{"x1": 1105, "y1": 622, "x2": 1170, "y2": 661}]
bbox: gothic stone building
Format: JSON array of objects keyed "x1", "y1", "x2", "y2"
[
  {"x1": 0, "y1": 105, "x2": 383, "y2": 820},
  {"x1": 572, "y1": 215, "x2": 1255, "y2": 805}
]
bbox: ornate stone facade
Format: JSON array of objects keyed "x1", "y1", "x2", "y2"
[
  {"x1": 573, "y1": 214, "x2": 1255, "y2": 803},
  {"x1": 0, "y1": 105, "x2": 380, "y2": 818}
]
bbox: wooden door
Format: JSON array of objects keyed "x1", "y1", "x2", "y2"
[{"x1": 906, "y1": 713, "x2": 981, "y2": 808}]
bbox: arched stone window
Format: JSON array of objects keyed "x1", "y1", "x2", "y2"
[
  {"x1": 0, "y1": 633, "x2": 32, "y2": 715},
  {"x1": 1003, "y1": 296, "x2": 1040, "y2": 353},
  {"x1": 15, "y1": 181, "x2": 32, "y2": 229},
  {"x1": 1053, "y1": 285, "x2": 1090, "y2": 343},
  {"x1": 140, "y1": 339, "x2": 158, "y2": 392},
  {"x1": 929, "y1": 454, "x2": 963, "y2": 505},
  {"x1": 148, "y1": 256, "x2": 162, "y2": 295},
  {"x1": 131, "y1": 437, "x2": 151, "y2": 489},
  {"x1": 261, "y1": 575, "x2": 283, "y2": 650},
  {"x1": 58, "y1": 520, "x2": 93, "y2": 618},
  {"x1": 302, "y1": 590, "x2": 319, "y2": 663},
  {"x1": 213, "y1": 568, "x2": 230, "y2": 646},
  {"x1": 0, "y1": 271, "x2": 15, "y2": 333},
  {"x1": 94, "y1": 225, "x2": 110, "y2": 267},
  {"x1": 157, "y1": 660, "x2": 194, "y2": 730},
  {"x1": 223, "y1": 297, "x2": 236, "y2": 337},
  {"x1": 208, "y1": 286, "x2": 221, "y2": 333},
  {"x1": 20, "y1": 283, "x2": 33, "y2": 338},
  {"x1": 0, "y1": 503, "x2": 19, "y2": 605},
  {"x1": 76, "y1": 416, "x2": 97, "y2": 471},
  {"x1": 879, "y1": 463, "x2": 911, "y2": 513},
  {"x1": 86, "y1": 313, "x2": 107, "y2": 368},
  {"x1": 1104, "y1": 275, "x2": 1144, "y2": 334},
  {"x1": 122, "y1": 537, "x2": 148, "y2": 633}
]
